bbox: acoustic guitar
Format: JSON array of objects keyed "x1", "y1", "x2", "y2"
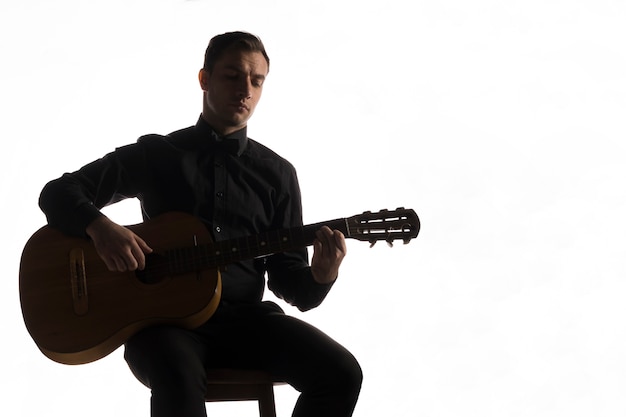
[{"x1": 19, "y1": 208, "x2": 420, "y2": 365}]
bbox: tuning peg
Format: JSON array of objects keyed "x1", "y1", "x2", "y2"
[
  {"x1": 386, "y1": 238, "x2": 394, "y2": 248},
  {"x1": 369, "y1": 240, "x2": 377, "y2": 248},
  {"x1": 403, "y1": 238, "x2": 411, "y2": 245}
]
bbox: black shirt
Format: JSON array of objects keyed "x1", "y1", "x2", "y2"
[{"x1": 39, "y1": 116, "x2": 333, "y2": 311}]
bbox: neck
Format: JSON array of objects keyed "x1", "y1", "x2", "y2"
[{"x1": 200, "y1": 112, "x2": 245, "y2": 137}]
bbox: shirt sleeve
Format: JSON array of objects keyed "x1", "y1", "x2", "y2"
[
  {"x1": 264, "y1": 165, "x2": 335, "y2": 311},
  {"x1": 39, "y1": 142, "x2": 148, "y2": 237},
  {"x1": 266, "y1": 252, "x2": 335, "y2": 312}
]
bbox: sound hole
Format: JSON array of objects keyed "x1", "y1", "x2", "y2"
[{"x1": 135, "y1": 253, "x2": 169, "y2": 285}]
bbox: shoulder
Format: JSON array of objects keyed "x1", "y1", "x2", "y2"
[
  {"x1": 135, "y1": 126, "x2": 197, "y2": 150},
  {"x1": 246, "y1": 138, "x2": 297, "y2": 173}
]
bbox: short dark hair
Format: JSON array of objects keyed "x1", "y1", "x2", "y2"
[{"x1": 203, "y1": 31, "x2": 270, "y2": 73}]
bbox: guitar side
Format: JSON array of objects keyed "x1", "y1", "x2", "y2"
[{"x1": 19, "y1": 212, "x2": 221, "y2": 365}]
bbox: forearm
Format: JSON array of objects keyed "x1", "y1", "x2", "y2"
[
  {"x1": 39, "y1": 173, "x2": 105, "y2": 237},
  {"x1": 266, "y1": 253, "x2": 335, "y2": 311}
]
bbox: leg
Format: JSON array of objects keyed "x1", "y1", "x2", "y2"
[
  {"x1": 200, "y1": 312, "x2": 362, "y2": 417},
  {"x1": 259, "y1": 315, "x2": 362, "y2": 417},
  {"x1": 124, "y1": 304, "x2": 362, "y2": 417},
  {"x1": 124, "y1": 326, "x2": 210, "y2": 417}
]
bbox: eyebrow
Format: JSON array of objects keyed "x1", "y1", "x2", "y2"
[{"x1": 224, "y1": 65, "x2": 266, "y2": 80}]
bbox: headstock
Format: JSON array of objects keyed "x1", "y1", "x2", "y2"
[{"x1": 346, "y1": 208, "x2": 420, "y2": 247}]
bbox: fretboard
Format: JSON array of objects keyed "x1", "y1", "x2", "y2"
[{"x1": 166, "y1": 218, "x2": 350, "y2": 274}]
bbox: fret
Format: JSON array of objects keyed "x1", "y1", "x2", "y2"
[
  {"x1": 263, "y1": 229, "x2": 281, "y2": 254},
  {"x1": 160, "y1": 214, "x2": 395, "y2": 275},
  {"x1": 239, "y1": 234, "x2": 259, "y2": 260},
  {"x1": 136, "y1": 209, "x2": 418, "y2": 283},
  {"x1": 169, "y1": 225, "x2": 310, "y2": 273},
  {"x1": 214, "y1": 240, "x2": 234, "y2": 266}
]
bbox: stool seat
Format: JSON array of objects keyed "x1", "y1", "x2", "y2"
[{"x1": 204, "y1": 369, "x2": 284, "y2": 417}]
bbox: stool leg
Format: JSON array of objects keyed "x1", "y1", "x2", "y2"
[{"x1": 258, "y1": 384, "x2": 277, "y2": 417}]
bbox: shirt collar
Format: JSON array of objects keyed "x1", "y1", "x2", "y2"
[{"x1": 195, "y1": 115, "x2": 248, "y2": 156}]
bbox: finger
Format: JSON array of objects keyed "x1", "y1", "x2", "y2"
[
  {"x1": 313, "y1": 239, "x2": 323, "y2": 256},
  {"x1": 112, "y1": 255, "x2": 129, "y2": 272},
  {"x1": 136, "y1": 235, "x2": 153, "y2": 254},
  {"x1": 135, "y1": 236, "x2": 154, "y2": 270},
  {"x1": 131, "y1": 244, "x2": 147, "y2": 270},
  {"x1": 123, "y1": 251, "x2": 139, "y2": 271},
  {"x1": 102, "y1": 256, "x2": 119, "y2": 272},
  {"x1": 315, "y1": 226, "x2": 333, "y2": 251},
  {"x1": 333, "y1": 230, "x2": 347, "y2": 255}
]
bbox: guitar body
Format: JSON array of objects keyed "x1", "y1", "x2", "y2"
[{"x1": 19, "y1": 212, "x2": 221, "y2": 365}]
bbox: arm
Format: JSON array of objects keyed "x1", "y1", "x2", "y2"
[
  {"x1": 264, "y1": 166, "x2": 347, "y2": 310},
  {"x1": 39, "y1": 143, "x2": 154, "y2": 271},
  {"x1": 39, "y1": 145, "x2": 144, "y2": 237},
  {"x1": 266, "y1": 229, "x2": 347, "y2": 311}
]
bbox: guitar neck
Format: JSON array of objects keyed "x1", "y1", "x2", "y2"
[
  {"x1": 167, "y1": 218, "x2": 349, "y2": 273},
  {"x1": 142, "y1": 207, "x2": 420, "y2": 279}
]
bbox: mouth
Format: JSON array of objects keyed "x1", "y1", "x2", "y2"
[{"x1": 231, "y1": 102, "x2": 249, "y2": 112}]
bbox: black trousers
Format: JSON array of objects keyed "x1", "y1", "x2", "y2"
[{"x1": 124, "y1": 302, "x2": 362, "y2": 417}]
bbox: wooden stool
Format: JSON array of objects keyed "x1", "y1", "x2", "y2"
[{"x1": 204, "y1": 369, "x2": 283, "y2": 417}]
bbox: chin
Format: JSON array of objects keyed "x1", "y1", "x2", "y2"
[{"x1": 228, "y1": 113, "x2": 251, "y2": 126}]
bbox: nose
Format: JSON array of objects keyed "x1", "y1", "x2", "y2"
[{"x1": 237, "y1": 77, "x2": 252, "y2": 99}]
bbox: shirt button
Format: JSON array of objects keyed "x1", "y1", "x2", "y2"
[
  {"x1": 215, "y1": 226, "x2": 221, "y2": 233},
  {"x1": 216, "y1": 191, "x2": 224, "y2": 198}
]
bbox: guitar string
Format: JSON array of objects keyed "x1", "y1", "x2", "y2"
[{"x1": 27, "y1": 218, "x2": 417, "y2": 295}]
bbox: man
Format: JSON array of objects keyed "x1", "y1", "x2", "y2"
[{"x1": 39, "y1": 31, "x2": 362, "y2": 417}]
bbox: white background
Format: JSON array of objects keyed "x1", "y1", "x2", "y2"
[{"x1": 2, "y1": 1, "x2": 625, "y2": 416}]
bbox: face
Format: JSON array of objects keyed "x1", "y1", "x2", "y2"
[{"x1": 198, "y1": 49, "x2": 268, "y2": 136}]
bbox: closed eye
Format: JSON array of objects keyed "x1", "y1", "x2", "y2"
[{"x1": 252, "y1": 77, "x2": 265, "y2": 87}]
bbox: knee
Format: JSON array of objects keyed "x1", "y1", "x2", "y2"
[
  {"x1": 344, "y1": 354, "x2": 363, "y2": 395},
  {"x1": 330, "y1": 351, "x2": 363, "y2": 398},
  {"x1": 124, "y1": 326, "x2": 207, "y2": 391}
]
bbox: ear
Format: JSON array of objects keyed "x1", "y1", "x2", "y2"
[{"x1": 198, "y1": 68, "x2": 210, "y2": 91}]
